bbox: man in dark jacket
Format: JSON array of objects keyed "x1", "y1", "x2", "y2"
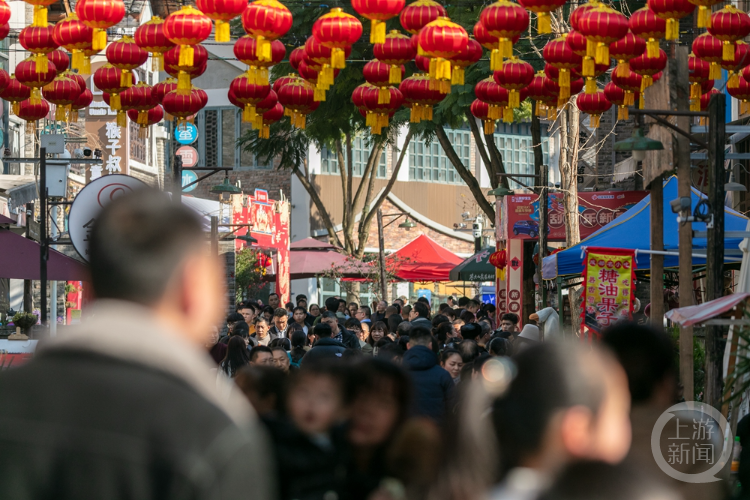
[
  {"x1": 409, "y1": 301, "x2": 433, "y2": 330},
  {"x1": 320, "y1": 311, "x2": 361, "y2": 350},
  {"x1": 301, "y1": 323, "x2": 347, "y2": 366},
  {"x1": 0, "y1": 189, "x2": 274, "y2": 500},
  {"x1": 402, "y1": 326, "x2": 456, "y2": 422}
]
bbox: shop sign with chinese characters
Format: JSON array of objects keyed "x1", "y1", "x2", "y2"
[{"x1": 581, "y1": 247, "x2": 636, "y2": 338}]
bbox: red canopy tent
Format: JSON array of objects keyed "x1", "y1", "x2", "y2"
[
  {"x1": 0, "y1": 229, "x2": 89, "y2": 280},
  {"x1": 387, "y1": 234, "x2": 464, "y2": 281},
  {"x1": 265, "y1": 237, "x2": 367, "y2": 280}
]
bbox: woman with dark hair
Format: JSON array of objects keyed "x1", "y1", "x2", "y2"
[
  {"x1": 346, "y1": 358, "x2": 412, "y2": 500},
  {"x1": 262, "y1": 305, "x2": 274, "y2": 323},
  {"x1": 290, "y1": 330, "x2": 308, "y2": 367},
  {"x1": 219, "y1": 336, "x2": 251, "y2": 378},
  {"x1": 387, "y1": 314, "x2": 402, "y2": 338},
  {"x1": 488, "y1": 337, "x2": 512, "y2": 357},
  {"x1": 367, "y1": 321, "x2": 389, "y2": 355},
  {"x1": 439, "y1": 349, "x2": 463, "y2": 384},
  {"x1": 434, "y1": 322, "x2": 455, "y2": 346}
]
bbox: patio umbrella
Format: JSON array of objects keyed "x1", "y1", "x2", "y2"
[{"x1": 449, "y1": 247, "x2": 496, "y2": 281}]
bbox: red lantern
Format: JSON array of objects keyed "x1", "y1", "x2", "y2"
[
  {"x1": 471, "y1": 98, "x2": 497, "y2": 134},
  {"x1": 525, "y1": 71, "x2": 554, "y2": 117},
  {"x1": 94, "y1": 63, "x2": 128, "y2": 110},
  {"x1": 127, "y1": 105, "x2": 164, "y2": 137},
  {"x1": 701, "y1": 87, "x2": 721, "y2": 114},
  {"x1": 609, "y1": 31, "x2": 646, "y2": 78},
  {"x1": 47, "y1": 50, "x2": 70, "y2": 73},
  {"x1": 163, "y1": 5, "x2": 212, "y2": 72},
  {"x1": 493, "y1": 56, "x2": 533, "y2": 108},
  {"x1": 578, "y1": 4, "x2": 629, "y2": 66},
  {"x1": 565, "y1": 30, "x2": 594, "y2": 77},
  {"x1": 153, "y1": 78, "x2": 178, "y2": 104},
  {"x1": 0, "y1": 0, "x2": 9, "y2": 26},
  {"x1": 647, "y1": 0, "x2": 695, "y2": 40},
  {"x1": 361, "y1": 85, "x2": 403, "y2": 134},
  {"x1": 708, "y1": 5, "x2": 750, "y2": 62},
  {"x1": 197, "y1": 0, "x2": 246, "y2": 42},
  {"x1": 611, "y1": 67, "x2": 642, "y2": 109},
  {"x1": 352, "y1": 0, "x2": 405, "y2": 44},
  {"x1": 106, "y1": 36, "x2": 148, "y2": 88},
  {"x1": 489, "y1": 250, "x2": 507, "y2": 269},
  {"x1": 720, "y1": 41, "x2": 750, "y2": 89},
  {"x1": 543, "y1": 34, "x2": 582, "y2": 99},
  {"x1": 17, "y1": 98, "x2": 50, "y2": 134},
  {"x1": 134, "y1": 17, "x2": 175, "y2": 72},
  {"x1": 689, "y1": 52, "x2": 711, "y2": 102},
  {"x1": 728, "y1": 76, "x2": 750, "y2": 114},
  {"x1": 418, "y1": 17, "x2": 468, "y2": 90},
  {"x1": 164, "y1": 44, "x2": 208, "y2": 94},
  {"x1": 252, "y1": 89, "x2": 278, "y2": 131},
  {"x1": 399, "y1": 73, "x2": 447, "y2": 122},
  {"x1": 43, "y1": 73, "x2": 81, "y2": 121},
  {"x1": 576, "y1": 91, "x2": 611, "y2": 128},
  {"x1": 277, "y1": 76, "x2": 316, "y2": 129},
  {"x1": 479, "y1": 0, "x2": 529, "y2": 70},
  {"x1": 364, "y1": 59, "x2": 404, "y2": 104},
  {"x1": 476, "y1": 76, "x2": 512, "y2": 122},
  {"x1": 373, "y1": 30, "x2": 416, "y2": 84},
  {"x1": 544, "y1": 76, "x2": 585, "y2": 106},
  {"x1": 290, "y1": 47, "x2": 305, "y2": 70},
  {"x1": 15, "y1": 57, "x2": 56, "y2": 105},
  {"x1": 312, "y1": 8, "x2": 363, "y2": 70},
  {"x1": 230, "y1": 75, "x2": 271, "y2": 124},
  {"x1": 19, "y1": 25, "x2": 59, "y2": 74},
  {"x1": 0, "y1": 68, "x2": 9, "y2": 95},
  {"x1": 258, "y1": 102, "x2": 284, "y2": 139},
  {"x1": 70, "y1": 87, "x2": 93, "y2": 122},
  {"x1": 0, "y1": 23, "x2": 8, "y2": 41},
  {"x1": 234, "y1": 36, "x2": 285, "y2": 85},
  {"x1": 544, "y1": 63, "x2": 580, "y2": 82},
  {"x1": 1, "y1": 75, "x2": 32, "y2": 115},
  {"x1": 473, "y1": 21, "x2": 497, "y2": 50},
  {"x1": 692, "y1": 32, "x2": 723, "y2": 80},
  {"x1": 449, "y1": 38, "x2": 483, "y2": 85},
  {"x1": 629, "y1": 7, "x2": 666, "y2": 59},
  {"x1": 162, "y1": 88, "x2": 207, "y2": 126},
  {"x1": 400, "y1": 0, "x2": 446, "y2": 35},
  {"x1": 569, "y1": 1, "x2": 598, "y2": 31},
  {"x1": 120, "y1": 82, "x2": 156, "y2": 127},
  {"x1": 630, "y1": 48, "x2": 667, "y2": 94},
  {"x1": 53, "y1": 14, "x2": 94, "y2": 74},
  {"x1": 518, "y1": 0, "x2": 565, "y2": 34},
  {"x1": 75, "y1": 0, "x2": 126, "y2": 51},
  {"x1": 242, "y1": 0, "x2": 293, "y2": 62},
  {"x1": 603, "y1": 81, "x2": 636, "y2": 120}
]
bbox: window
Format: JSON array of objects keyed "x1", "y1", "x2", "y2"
[
  {"x1": 319, "y1": 136, "x2": 387, "y2": 177},
  {"x1": 319, "y1": 278, "x2": 379, "y2": 307},
  {"x1": 128, "y1": 120, "x2": 147, "y2": 163},
  {"x1": 493, "y1": 134, "x2": 550, "y2": 189},
  {"x1": 194, "y1": 108, "x2": 271, "y2": 170},
  {"x1": 409, "y1": 129, "x2": 470, "y2": 183}
]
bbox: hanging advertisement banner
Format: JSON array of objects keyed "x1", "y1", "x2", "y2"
[{"x1": 581, "y1": 247, "x2": 636, "y2": 340}]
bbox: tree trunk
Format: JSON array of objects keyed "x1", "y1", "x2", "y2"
[
  {"x1": 465, "y1": 110, "x2": 504, "y2": 189},
  {"x1": 484, "y1": 132, "x2": 509, "y2": 189},
  {"x1": 435, "y1": 125, "x2": 496, "y2": 221},
  {"x1": 292, "y1": 165, "x2": 343, "y2": 248}
]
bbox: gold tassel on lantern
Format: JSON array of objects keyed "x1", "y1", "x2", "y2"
[
  {"x1": 586, "y1": 39, "x2": 596, "y2": 58},
  {"x1": 11, "y1": 102, "x2": 19, "y2": 116},
  {"x1": 451, "y1": 66, "x2": 464, "y2": 85},
  {"x1": 319, "y1": 66, "x2": 334, "y2": 88},
  {"x1": 624, "y1": 91, "x2": 634, "y2": 106},
  {"x1": 537, "y1": 12, "x2": 551, "y2": 34},
  {"x1": 429, "y1": 58, "x2": 451, "y2": 81},
  {"x1": 120, "y1": 70, "x2": 132, "y2": 88},
  {"x1": 70, "y1": 109, "x2": 79, "y2": 123},
  {"x1": 26, "y1": 121, "x2": 36, "y2": 136},
  {"x1": 487, "y1": 105, "x2": 501, "y2": 120},
  {"x1": 366, "y1": 111, "x2": 375, "y2": 128},
  {"x1": 258, "y1": 67, "x2": 269, "y2": 85},
  {"x1": 723, "y1": 41, "x2": 735, "y2": 61},
  {"x1": 582, "y1": 57, "x2": 595, "y2": 77},
  {"x1": 35, "y1": 54, "x2": 49, "y2": 74},
  {"x1": 177, "y1": 72, "x2": 191, "y2": 94},
  {"x1": 697, "y1": 6, "x2": 711, "y2": 28},
  {"x1": 690, "y1": 97, "x2": 700, "y2": 112},
  {"x1": 314, "y1": 86, "x2": 326, "y2": 101},
  {"x1": 509, "y1": 89, "x2": 520, "y2": 108},
  {"x1": 535, "y1": 100, "x2": 542, "y2": 116},
  {"x1": 260, "y1": 124, "x2": 270, "y2": 139},
  {"x1": 179, "y1": 45, "x2": 195, "y2": 66},
  {"x1": 590, "y1": 114, "x2": 601, "y2": 128},
  {"x1": 647, "y1": 39, "x2": 659, "y2": 58},
  {"x1": 559, "y1": 68, "x2": 570, "y2": 88},
  {"x1": 33, "y1": 5, "x2": 47, "y2": 26},
  {"x1": 595, "y1": 43, "x2": 609, "y2": 65},
  {"x1": 666, "y1": 18, "x2": 678, "y2": 40},
  {"x1": 500, "y1": 37, "x2": 512, "y2": 58},
  {"x1": 484, "y1": 119, "x2": 495, "y2": 134},
  {"x1": 30, "y1": 88, "x2": 41, "y2": 105},
  {"x1": 138, "y1": 126, "x2": 149, "y2": 139},
  {"x1": 617, "y1": 106, "x2": 627, "y2": 120},
  {"x1": 409, "y1": 106, "x2": 419, "y2": 123},
  {"x1": 137, "y1": 111, "x2": 148, "y2": 125},
  {"x1": 490, "y1": 49, "x2": 502, "y2": 71},
  {"x1": 423, "y1": 106, "x2": 433, "y2": 121},
  {"x1": 585, "y1": 78, "x2": 597, "y2": 94},
  {"x1": 82, "y1": 56, "x2": 92, "y2": 75},
  {"x1": 370, "y1": 20, "x2": 386, "y2": 44},
  {"x1": 116, "y1": 111, "x2": 127, "y2": 127},
  {"x1": 256, "y1": 36, "x2": 272, "y2": 61},
  {"x1": 110, "y1": 93, "x2": 121, "y2": 110},
  {"x1": 546, "y1": 106, "x2": 555, "y2": 120},
  {"x1": 215, "y1": 20, "x2": 231, "y2": 42},
  {"x1": 729, "y1": 72, "x2": 740, "y2": 89},
  {"x1": 92, "y1": 29, "x2": 107, "y2": 51},
  {"x1": 690, "y1": 82, "x2": 701, "y2": 99},
  {"x1": 503, "y1": 106, "x2": 513, "y2": 123},
  {"x1": 253, "y1": 115, "x2": 263, "y2": 130},
  {"x1": 331, "y1": 48, "x2": 346, "y2": 69},
  {"x1": 378, "y1": 87, "x2": 390, "y2": 104},
  {"x1": 72, "y1": 50, "x2": 84, "y2": 71},
  {"x1": 616, "y1": 61, "x2": 629, "y2": 77},
  {"x1": 243, "y1": 104, "x2": 257, "y2": 123},
  {"x1": 54, "y1": 105, "x2": 66, "y2": 121},
  {"x1": 640, "y1": 75, "x2": 653, "y2": 92},
  {"x1": 389, "y1": 65, "x2": 401, "y2": 84},
  {"x1": 709, "y1": 62, "x2": 721, "y2": 80}
]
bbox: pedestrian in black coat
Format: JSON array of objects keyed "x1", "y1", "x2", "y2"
[{"x1": 301, "y1": 323, "x2": 347, "y2": 366}]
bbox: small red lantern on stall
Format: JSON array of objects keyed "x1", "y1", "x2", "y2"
[
  {"x1": 576, "y1": 91, "x2": 612, "y2": 128},
  {"x1": 489, "y1": 249, "x2": 507, "y2": 269},
  {"x1": 629, "y1": 7, "x2": 666, "y2": 59},
  {"x1": 242, "y1": 0, "x2": 293, "y2": 62},
  {"x1": 196, "y1": 0, "x2": 247, "y2": 42},
  {"x1": 134, "y1": 17, "x2": 175, "y2": 72},
  {"x1": 352, "y1": 0, "x2": 405, "y2": 44},
  {"x1": 479, "y1": 0, "x2": 529, "y2": 70},
  {"x1": 689, "y1": 52, "x2": 711, "y2": 102},
  {"x1": 720, "y1": 41, "x2": 750, "y2": 89},
  {"x1": 611, "y1": 68, "x2": 642, "y2": 108},
  {"x1": 106, "y1": 36, "x2": 148, "y2": 88},
  {"x1": 418, "y1": 17, "x2": 468, "y2": 91},
  {"x1": 493, "y1": 56, "x2": 533, "y2": 108},
  {"x1": 565, "y1": 30, "x2": 594, "y2": 77},
  {"x1": 19, "y1": 25, "x2": 59, "y2": 74},
  {"x1": 259, "y1": 102, "x2": 284, "y2": 139},
  {"x1": 364, "y1": 59, "x2": 403, "y2": 104},
  {"x1": 708, "y1": 5, "x2": 750, "y2": 62},
  {"x1": 373, "y1": 30, "x2": 416, "y2": 84},
  {"x1": 75, "y1": 0, "x2": 126, "y2": 51},
  {"x1": 252, "y1": 89, "x2": 278, "y2": 130},
  {"x1": 164, "y1": 6, "x2": 212, "y2": 69},
  {"x1": 312, "y1": 8, "x2": 363, "y2": 70},
  {"x1": 647, "y1": 0, "x2": 695, "y2": 40},
  {"x1": 524, "y1": 71, "x2": 553, "y2": 116},
  {"x1": 120, "y1": 82, "x2": 155, "y2": 126}
]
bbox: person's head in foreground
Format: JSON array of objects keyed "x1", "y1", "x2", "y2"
[
  {"x1": 287, "y1": 362, "x2": 349, "y2": 436},
  {"x1": 492, "y1": 342, "x2": 631, "y2": 479}
]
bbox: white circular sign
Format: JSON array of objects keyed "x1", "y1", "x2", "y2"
[
  {"x1": 176, "y1": 146, "x2": 199, "y2": 168},
  {"x1": 68, "y1": 174, "x2": 147, "y2": 261}
]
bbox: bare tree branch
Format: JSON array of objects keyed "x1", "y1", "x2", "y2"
[
  {"x1": 435, "y1": 125, "x2": 496, "y2": 221},
  {"x1": 484, "y1": 131, "x2": 509, "y2": 189},
  {"x1": 465, "y1": 110, "x2": 498, "y2": 189}
]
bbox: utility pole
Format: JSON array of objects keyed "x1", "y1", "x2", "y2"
[
  {"x1": 24, "y1": 202, "x2": 34, "y2": 313},
  {"x1": 705, "y1": 93, "x2": 726, "y2": 409},
  {"x1": 538, "y1": 164, "x2": 549, "y2": 317},
  {"x1": 675, "y1": 47, "x2": 694, "y2": 401},
  {"x1": 650, "y1": 172, "x2": 665, "y2": 326},
  {"x1": 377, "y1": 209, "x2": 387, "y2": 303},
  {"x1": 173, "y1": 153, "x2": 182, "y2": 202},
  {"x1": 39, "y1": 147, "x2": 48, "y2": 327}
]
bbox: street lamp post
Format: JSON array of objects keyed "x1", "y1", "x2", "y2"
[{"x1": 376, "y1": 210, "x2": 416, "y2": 303}]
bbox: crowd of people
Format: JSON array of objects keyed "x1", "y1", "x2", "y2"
[{"x1": 0, "y1": 188, "x2": 734, "y2": 500}]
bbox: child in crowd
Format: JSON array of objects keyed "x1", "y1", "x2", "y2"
[{"x1": 265, "y1": 363, "x2": 350, "y2": 500}]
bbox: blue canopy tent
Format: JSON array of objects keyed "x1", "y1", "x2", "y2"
[{"x1": 542, "y1": 177, "x2": 749, "y2": 279}]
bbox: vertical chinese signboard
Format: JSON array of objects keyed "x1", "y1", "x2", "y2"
[
  {"x1": 581, "y1": 247, "x2": 636, "y2": 340},
  {"x1": 232, "y1": 189, "x2": 290, "y2": 305}
]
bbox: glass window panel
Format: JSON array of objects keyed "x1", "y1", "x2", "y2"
[
  {"x1": 204, "y1": 110, "x2": 218, "y2": 167},
  {"x1": 221, "y1": 109, "x2": 235, "y2": 168}
]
